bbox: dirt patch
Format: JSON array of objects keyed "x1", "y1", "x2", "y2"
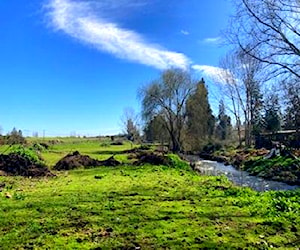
[
  {"x1": 0, "y1": 153, "x2": 55, "y2": 177},
  {"x1": 54, "y1": 151, "x2": 121, "y2": 170}
]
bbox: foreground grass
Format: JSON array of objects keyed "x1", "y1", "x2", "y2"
[{"x1": 0, "y1": 165, "x2": 299, "y2": 249}]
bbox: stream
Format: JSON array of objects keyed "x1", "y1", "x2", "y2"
[{"x1": 184, "y1": 155, "x2": 299, "y2": 192}]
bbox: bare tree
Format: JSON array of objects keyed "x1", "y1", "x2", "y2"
[
  {"x1": 228, "y1": 0, "x2": 300, "y2": 80},
  {"x1": 121, "y1": 107, "x2": 140, "y2": 143},
  {"x1": 218, "y1": 49, "x2": 263, "y2": 147},
  {"x1": 218, "y1": 54, "x2": 243, "y2": 146},
  {"x1": 139, "y1": 69, "x2": 195, "y2": 152}
]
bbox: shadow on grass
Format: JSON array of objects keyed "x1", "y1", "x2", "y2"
[{"x1": 90, "y1": 150, "x2": 135, "y2": 155}]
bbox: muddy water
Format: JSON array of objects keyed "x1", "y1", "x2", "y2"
[{"x1": 185, "y1": 155, "x2": 299, "y2": 192}]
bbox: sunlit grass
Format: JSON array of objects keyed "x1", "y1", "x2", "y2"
[
  {"x1": 0, "y1": 165, "x2": 299, "y2": 249},
  {"x1": 0, "y1": 138, "x2": 299, "y2": 249}
]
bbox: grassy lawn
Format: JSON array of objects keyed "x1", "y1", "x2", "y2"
[{"x1": 0, "y1": 164, "x2": 299, "y2": 249}]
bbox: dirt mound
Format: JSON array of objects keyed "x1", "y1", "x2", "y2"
[
  {"x1": 0, "y1": 154, "x2": 55, "y2": 177},
  {"x1": 54, "y1": 151, "x2": 121, "y2": 170},
  {"x1": 99, "y1": 156, "x2": 121, "y2": 167},
  {"x1": 133, "y1": 152, "x2": 171, "y2": 166}
]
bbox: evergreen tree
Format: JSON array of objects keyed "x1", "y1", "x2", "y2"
[
  {"x1": 283, "y1": 82, "x2": 300, "y2": 130},
  {"x1": 216, "y1": 100, "x2": 232, "y2": 140},
  {"x1": 144, "y1": 114, "x2": 169, "y2": 143},
  {"x1": 263, "y1": 94, "x2": 281, "y2": 133},
  {"x1": 186, "y1": 79, "x2": 215, "y2": 151}
]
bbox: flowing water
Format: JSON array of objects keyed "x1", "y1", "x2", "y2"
[{"x1": 184, "y1": 155, "x2": 299, "y2": 192}]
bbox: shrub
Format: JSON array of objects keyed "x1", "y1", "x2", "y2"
[
  {"x1": 10, "y1": 145, "x2": 43, "y2": 165},
  {"x1": 202, "y1": 142, "x2": 222, "y2": 154},
  {"x1": 100, "y1": 141, "x2": 111, "y2": 147},
  {"x1": 31, "y1": 143, "x2": 46, "y2": 152},
  {"x1": 167, "y1": 154, "x2": 191, "y2": 171}
]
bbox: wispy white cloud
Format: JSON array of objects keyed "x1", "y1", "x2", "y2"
[
  {"x1": 202, "y1": 37, "x2": 222, "y2": 45},
  {"x1": 46, "y1": 0, "x2": 191, "y2": 70},
  {"x1": 180, "y1": 30, "x2": 189, "y2": 36},
  {"x1": 192, "y1": 65, "x2": 235, "y2": 84}
]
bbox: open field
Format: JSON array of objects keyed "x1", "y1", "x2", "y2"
[
  {"x1": 0, "y1": 138, "x2": 299, "y2": 249},
  {"x1": 0, "y1": 137, "x2": 136, "y2": 167}
]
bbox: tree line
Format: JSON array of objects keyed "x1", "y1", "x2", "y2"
[
  {"x1": 123, "y1": 69, "x2": 230, "y2": 153},
  {"x1": 218, "y1": 0, "x2": 300, "y2": 147},
  {"x1": 128, "y1": 0, "x2": 300, "y2": 152}
]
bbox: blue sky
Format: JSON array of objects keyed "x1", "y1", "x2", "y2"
[{"x1": 0, "y1": 0, "x2": 232, "y2": 136}]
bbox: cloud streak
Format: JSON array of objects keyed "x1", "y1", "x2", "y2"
[
  {"x1": 192, "y1": 65, "x2": 235, "y2": 84},
  {"x1": 46, "y1": 0, "x2": 191, "y2": 70},
  {"x1": 202, "y1": 37, "x2": 222, "y2": 45},
  {"x1": 180, "y1": 30, "x2": 190, "y2": 36}
]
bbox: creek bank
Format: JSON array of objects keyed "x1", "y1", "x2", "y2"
[
  {"x1": 198, "y1": 148, "x2": 300, "y2": 186},
  {"x1": 185, "y1": 155, "x2": 299, "y2": 191}
]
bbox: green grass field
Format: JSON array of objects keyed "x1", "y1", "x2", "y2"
[{"x1": 0, "y1": 138, "x2": 299, "y2": 249}]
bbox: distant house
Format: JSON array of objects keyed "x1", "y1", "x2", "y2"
[{"x1": 255, "y1": 130, "x2": 300, "y2": 149}]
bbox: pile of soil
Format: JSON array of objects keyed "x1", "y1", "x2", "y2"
[
  {"x1": 0, "y1": 153, "x2": 55, "y2": 177},
  {"x1": 54, "y1": 151, "x2": 121, "y2": 170},
  {"x1": 99, "y1": 156, "x2": 121, "y2": 167},
  {"x1": 133, "y1": 151, "x2": 171, "y2": 166}
]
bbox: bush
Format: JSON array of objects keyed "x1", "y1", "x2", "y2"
[
  {"x1": 31, "y1": 143, "x2": 46, "y2": 152},
  {"x1": 10, "y1": 145, "x2": 43, "y2": 165},
  {"x1": 167, "y1": 154, "x2": 191, "y2": 171},
  {"x1": 202, "y1": 142, "x2": 222, "y2": 154},
  {"x1": 100, "y1": 141, "x2": 111, "y2": 147}
]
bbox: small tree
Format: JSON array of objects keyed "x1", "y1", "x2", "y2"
[
  {"x1": 121, "y1": 107, "x2": 140, "y2": 143},
  {"x1": 216, "y1": 100, "x2": 232, "y2": 141},
  {"x1": 7, "y1": 127, "x2": 26, "y2": 145}
]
